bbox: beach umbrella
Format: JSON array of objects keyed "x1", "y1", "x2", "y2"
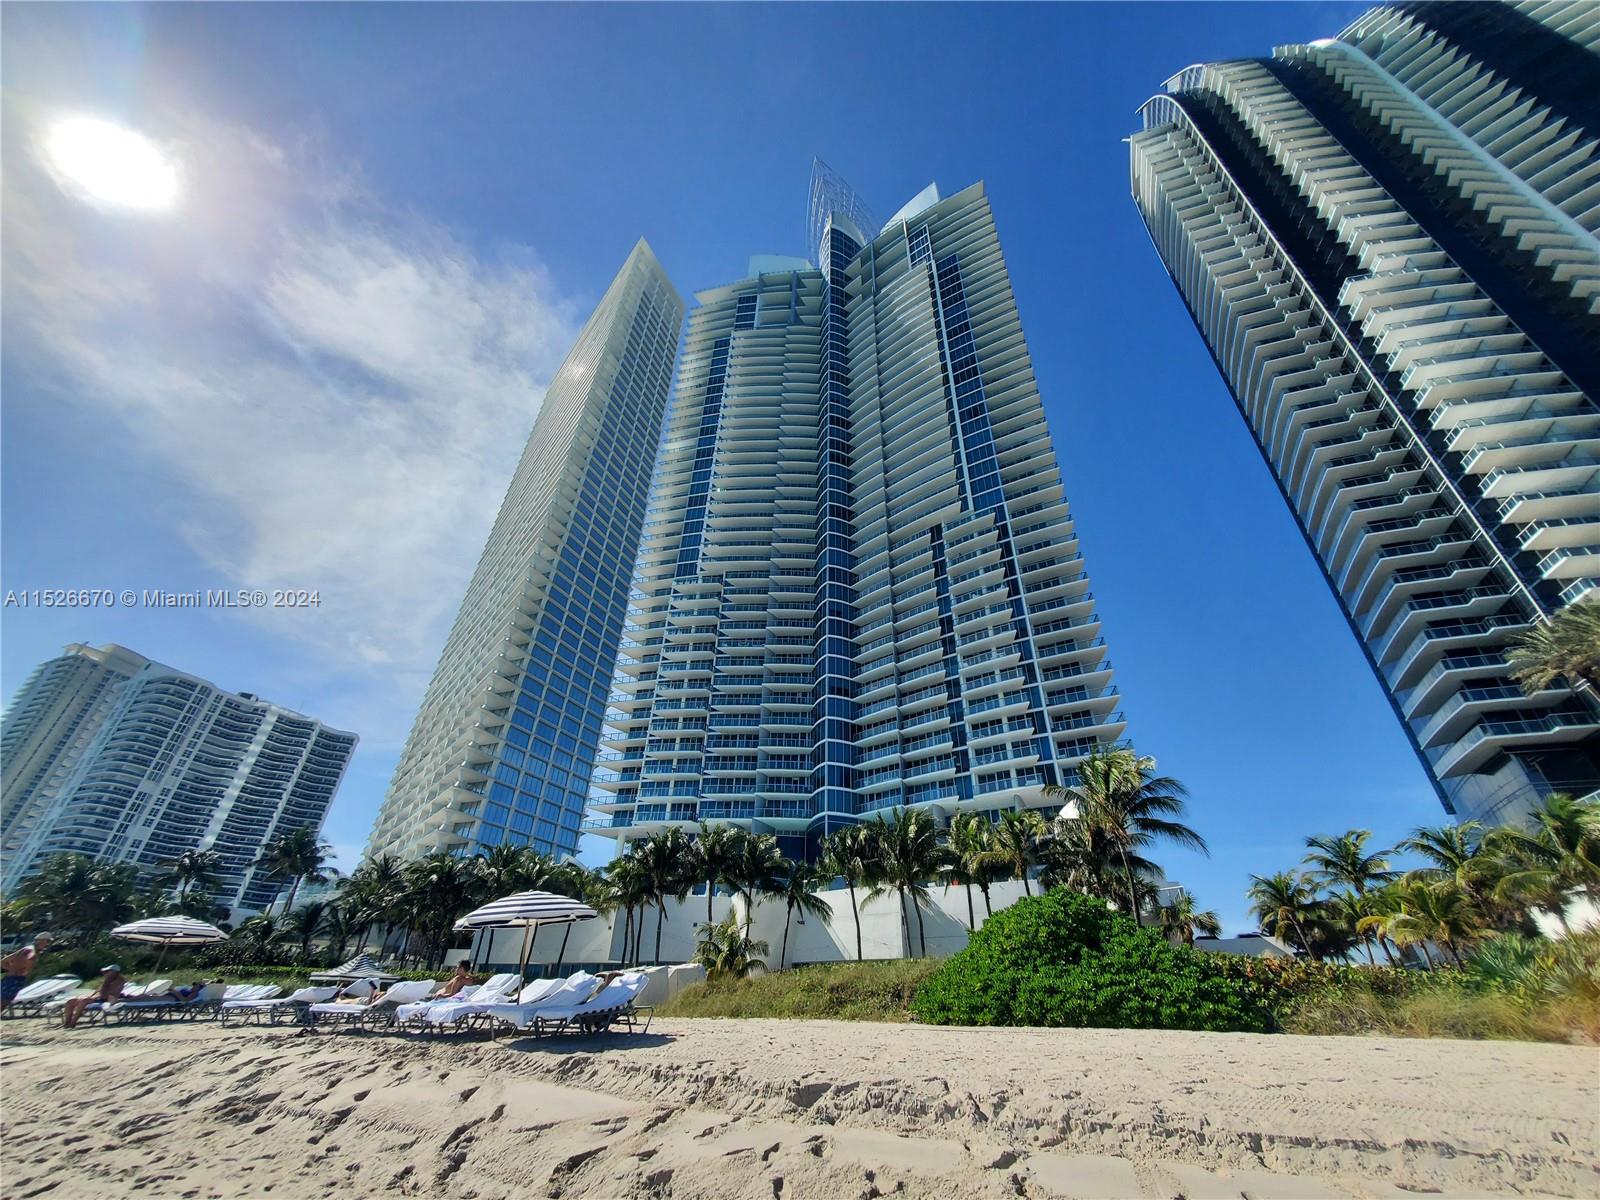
[
  {"x1": 453, "y1": 891, "x2": 597, "y2": 980},
  {"x1": 110, "y1": 916, "x2": 229, "y2": 973}
]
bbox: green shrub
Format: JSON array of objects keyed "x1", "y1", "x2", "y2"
[
  {"x1": 910, "y1": 889, "x2": 1271, "y2": 1033},
  {"x1": 660, "y1": 959, "x2": 939, "y2": 1021}
]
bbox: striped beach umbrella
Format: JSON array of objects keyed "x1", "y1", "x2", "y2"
[
  {"x1": 453, "y1": 891, "x2": 597, "y2": 979},
  {"x1": 111, "y1": 916, "x2": 229, "y2": 971}
]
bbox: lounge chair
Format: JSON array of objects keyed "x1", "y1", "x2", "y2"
[
  {"x1": 509, "y1": 973, "x2": 652, "y2": 1037},
  {"x1": 308, "y1": 979, "x2": 438, "y2": 1030},
  {"x1": 105, "y1": 981, "x2": 230, "y2": 1024},
  {"x1": 398, "y1": 973, "x2": 523, "y2": 1032},
  {"x1": 480, "y1": 971, "x2": 601, "y2": 1035},
  {"x1": 220, "y1": 985, "x2": 338, "y2": 1025},
  {"x1": 4, "y1": 976, "x2": 82, "y2": 1018}
]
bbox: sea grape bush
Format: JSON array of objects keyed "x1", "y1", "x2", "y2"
[{"x1": 910, "y1": 888, "x2": 1271, "y2": 1032}]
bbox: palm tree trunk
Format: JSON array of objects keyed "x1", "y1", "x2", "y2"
[
  {"x1": 1020, "y1": 863, "x2": 1032, "y2": 898},
  {"x1": 1119, "y1": 851, "x2": 1140, "y2": 927},
  {"x1": 282, "y1": 874, "x2": 302, "y2": 916},
  {"x1": 781, "y1": 906, "x2": 792, "y2": 971},
  {"x1": 743, "y1": 890, "x2": 755, "y2": 942},
  {"x1": 963, "y1": 882, "x2": 975, "y2": 932},
  {"x1": 1289, "y1": 915, "x2": 1312, "y2": 958},
  {"x1": 1361, "y1": 936, "x2": 1376, "y2": 966},
  {"x1": 897, "y1": 887, "x2": 910, "y2": 957},
  {"x1": 1378, "y1": 935, "x2": 1398, "y2": 967},
  {"x1": 654, "y1": 901, "x2": 665, "y2": 965},
  {"x1": 620, "y1": 907, "x2": 633, "y2": 965},
  {"x1": 848, "y1": 883, "x2": 862, "y2": 961},
  {"x1": 912, "y1": 888, "x2": 928, "y2": 958},
  {"x1": 706, "y1": 878, "x2": 714, "y2": 927},
  {"x1": 980, "y1": 883, "x2": 993, "y2": 918}
]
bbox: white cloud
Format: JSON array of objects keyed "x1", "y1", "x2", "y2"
[{"x1": 3, "y1": 107, "x2": 582, "y2": 708}]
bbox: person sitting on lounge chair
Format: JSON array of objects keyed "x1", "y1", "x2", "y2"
[
  {"x1": 436, "y1": 963, "x2": 478, "y2": 998},
  {"x1": 63, "y1": 965, "x2": 125, "y2": 1028},
  {"x1": 170, "y1": 978, "x2": 226, "y2": 1002}
]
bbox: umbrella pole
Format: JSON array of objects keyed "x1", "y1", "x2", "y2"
[
  {"x1": 518, "y1": 922, "x2": 539, "y2": 983},
  {"x1": 154, "y1": 940, "x2": 171, "y2": 975},
  {"x1": 554, "y1": 923, "x2": 572, "y2": 976}
]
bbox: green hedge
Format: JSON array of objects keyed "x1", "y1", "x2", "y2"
[
  {"x1": 910, "y1": 888, "x2": 1272, "y2": 1033},
  {"x1": 1206, "y1": 953, "x2": 1445, "y2": 1015}
]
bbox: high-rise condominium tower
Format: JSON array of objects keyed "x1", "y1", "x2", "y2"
[
  {"x1": 591, "y1": 169, "x2": 1126, "y2": 858},
  {"x1": 366, "y1": 241, "x2": 683, "y2": 862},
  {"x1": 0, "y1": 643, "x2": 356, "y2": 914},
  {"x1": 1130, "y1": 2, "x2": 1600, "y2": 825}
]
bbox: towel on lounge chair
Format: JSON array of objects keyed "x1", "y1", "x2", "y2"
[
  {"x1": 308, "y1": 978, "x2": 437, "y2": 1025},
  {"x1": 480, "y1": 972, "x2": 602, "y2": 1029},
  {"x1": 403, "y1": 973, "x2": 523, "y2": 1026},
  {"x1": 530, "y1": 972, "x2": 650, "y2": 1032}
]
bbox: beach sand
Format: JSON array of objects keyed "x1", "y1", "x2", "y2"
[{"x1": 1, "y1": 1018, "x2": 1595, "y2": 1199}]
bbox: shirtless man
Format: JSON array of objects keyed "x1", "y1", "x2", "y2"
[{"x1": 0, "y1": 933, "x2": 51, "y2": 1014}]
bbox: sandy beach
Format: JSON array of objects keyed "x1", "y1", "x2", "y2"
[{"x1": 1, "y1": 1018, "x2": 1595, "y2": 1200}]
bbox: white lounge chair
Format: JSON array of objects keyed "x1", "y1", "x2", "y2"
[
  {"x1": 3, "y1": 976, "x2": 81, "y2": 1018},
  {"x1": 481, "y1": 972, "x2": 602, "y2": 1035},
  {"x1": 400, "y1": 973, "x2": 524, "y2": 1032},
  {"x1": 516, "y1": 973, "x2": 652, "y2": 1037},
  {"x1": 105, "y1": 981, "x2": 230, "y2": 1024},
  {"x1": 220, "y1": 985, "x2": 338, "y2": 1025},
  {"x1": 308, "y1": 978, "x2": 438, "y2": 1030}
]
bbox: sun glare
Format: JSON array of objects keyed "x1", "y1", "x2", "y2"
[{"x1": 43, "y1": 116, "x2": 180, "y2": 212}]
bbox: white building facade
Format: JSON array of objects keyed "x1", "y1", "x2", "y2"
[
  {"x1": 592, "y1": 170, "x2": 1126, "y2": 859},
  {"x1": 1129, "y1": 2, "x2": 1600, "y2": 825},
  {"x1": 1, "y1": 642, "x2": 150, "y2": 868},
  {"x1": 365, "y1": 241, "x2": 684, "y2": 862},
  {"x1": 1, "y1": 645, "x2": 356, "y2": 915}
]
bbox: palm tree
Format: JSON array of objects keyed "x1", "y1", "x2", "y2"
[
  {"x1": 338, "y1": 854, "x2": 405, "y2": 954},
  {"x1": 984, "y1": 810, "x2": 1048, "y2": 898},
  {"x1": 633, "y1": 828, "x2": 693, "y2": 964},
  {"x1": 475, "y1": 844, "x2": 539, "y2": 900},
  {"x1": 254, "y1": 827, "x2": 336, "y2": 915},
  {"x1": 946, "y1": 812, "x2": 997, "y2": 930},
  {"x1": 1246, "y1": 871, "x2": 1318, "y2": 957},
  {"x1": 691, "y1": 822, "x2": 741, "y2": 926},
  {"x1": 694, "y1": 915, "x2": 768, "y2": 981},
  {"x1": 400, "y1": 853, "x2": 481, "y2": 968},
  {"x1": 603, "y1": 852, "x2": 648, "y2": 966},
  {"x1": 724, "y1": 832, "x2": 785, "y2": 943},
  {"x1": 1049, "y1": 746, "x2": 1208, "y2": 926},
  {"x1": 1484, "y1": 792, "x2": 1600, "y2": 926},
  {"x1": 1379, "y1": 879, "x2": 1484, "y2": 967},
  {"x1": 1302, "y1": 830, "x2": 1398, "y2": 964},
  {"x1": 279, "y1": 900, "x2": 329, "y2": 961},
  {"x1": 1397, "y1": 821, "x2": 1514, "y2": 933},
  {"x1": 318, "y1": 902, "x2": 354, "y2": 962},
  {"x1": 163, "y1": 850, "x2": 222, "y2": 907},
  {"x1": 776, "y1": 860, "x2": 833, "y2": 970},
  {"x1": 7, "y1": 853, "x2": 140, "y2": 939},
  {"x1": 1303, "y1": 830, "x2": 1397, "y2": 897},
  {"x1": 1156, "y1": 888, "x2": 1221, "y2": 946},
  {"x1": 1506, "y1": 597, "x2": 1600, "y2": 694},
  {"x1": 865, "y1": 810, "x2": 944, "y2": 958},
  {"x1": 1038, "y1": 817, "x2": 1151, "y2": 902},
  {"x1": 822, "y1": 824, "x2": 877, "y2": 961}
]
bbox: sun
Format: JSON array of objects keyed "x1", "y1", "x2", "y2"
[{"x1": 42, "y1": 116, "x2": 180, "y2": 212}]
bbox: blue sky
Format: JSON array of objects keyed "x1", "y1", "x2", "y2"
[{"x1": 1, "y1": 1, "x2": 1451, "y2": 933}]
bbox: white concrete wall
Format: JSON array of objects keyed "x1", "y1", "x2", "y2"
[{"x1": 463, "y1": 878, "x2": 1038, "y2": 972}]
